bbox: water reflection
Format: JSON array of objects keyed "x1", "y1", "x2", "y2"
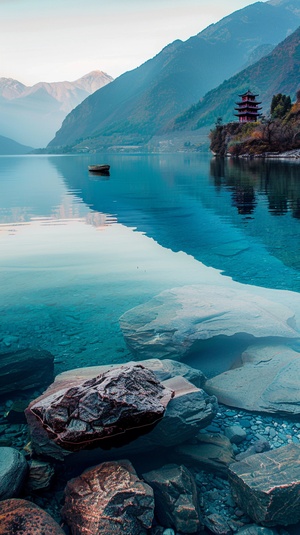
[{"x1": 210, "y1": 158, "x2": 300, "y2": 218}]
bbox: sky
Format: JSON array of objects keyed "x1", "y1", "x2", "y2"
[{"x1": 0, "y1": 0, "x2": 268, "y2": 86}]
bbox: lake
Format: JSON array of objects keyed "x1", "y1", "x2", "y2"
[{"x1": 1, "y1": 153, "x2": 300, "y2": 376}]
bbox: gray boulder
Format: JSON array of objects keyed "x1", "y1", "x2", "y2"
[
  {"x1": 120, "y1": 284, "x2": 298, "y2": 361},
  {"x1": 25, "y1": 459, "x2": 55, "y2": 491},
  {"x1": 0, "y1": 447, "x2": 28, "y2": 499},
  {"x1": 143, "y1": 464, "x2": 201, "y2": 534},
  {"x1": 205, "y1": 344, "x2": 300, "y2": 415},
  {"x1": 53, "y1": 357, "x2": 206, "y2": 389},
  {"x1": 203, "y1": 513, "x2": 231, "y2": 535},
  {"x1": 224, "y1": 425, "x2": 246, "y2": 444},
  {"x1": 229, "y1": 444, "x2": 300, "y2": 526},
  {"x1": 174, "y1": 433, "x2": 235, "y2": 477},
  {"x1": 62, "y1": 460, "x2": 154, "y2": 535}
]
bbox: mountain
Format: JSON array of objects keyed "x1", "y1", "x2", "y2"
[
  {"x1": 0, "y1": 71, "x2": 113, "y2": 148},
  {"x1": 172, "y1": 24, "x2": 300, "y2": 133},
  {"x1": 0, "y1": 134, "x2": 33, "y2": 155},
  {"x1": 49, "y1": 0, "x2": 300, "y2": 151}
]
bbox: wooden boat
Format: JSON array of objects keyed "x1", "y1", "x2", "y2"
[{"x1": 88, "y1": 164, "x2": 110, "y2": 173}]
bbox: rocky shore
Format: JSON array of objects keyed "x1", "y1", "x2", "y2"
[{"x1": 1, "y1": 349, "x2": 300, "y2": 535}]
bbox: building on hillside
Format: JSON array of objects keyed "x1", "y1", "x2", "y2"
[{"x1": 235, "y1": 90, "x2": 262, "y2": 123}]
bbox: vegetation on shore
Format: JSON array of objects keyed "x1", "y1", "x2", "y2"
[{"x1": 210, "y1": 91, "x2": 300, "y2": 157}]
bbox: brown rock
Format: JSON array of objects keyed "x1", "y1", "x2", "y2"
[
  {"x1": 228, "y1": 444, "x2": 300, "y2": 526},
  {"x1": 0, "y1": 498, "x2": 65, "y2": 534},
  {"x1": 62, "y1": 459, "x2": 154, "y2": 535},
  {"x1": 26, "y1": 364, "x2": 173, "y2": 452},
  {"x1": 174, "y1": 433, "x2": 235, "y2": 477},
  {"x1": 26, "y1": 371, "x2": 216, "y2": 461},
  {"x1": 143, "y1": 464, "x2": 201, "y2": 533}
]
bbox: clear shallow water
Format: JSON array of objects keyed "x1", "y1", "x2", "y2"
[{"x1": 1, "y1": 153, "x2": 300, "y2": 374}]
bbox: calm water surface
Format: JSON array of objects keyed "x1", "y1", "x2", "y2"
[{"x1": 1, "y1": 153, "x2": 300, "y2": 374}]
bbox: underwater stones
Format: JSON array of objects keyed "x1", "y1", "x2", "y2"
[
  {"x1": 62, "y1": 460, "x2": 154, "y2": 535},
  {"x1": 224, "y1": 425, "x2": 247, "y2": 444},
  {"x1": 26, "y1": 459, "x2": 55, "y2": 491},
  {"x1": 228, "y1": 444, "x2": 300, "y2": 526},
  {"x1": 26, "y1": 364, "x2": 173, "y2": 453},
  {"x1": 0, "y1": 498, "x2": 65, "y2": 535},
  {"x1": 0, "y1": 348, "x2": 54, "y2": 395},
  {"x1": 119, "y1": 285, "x2": 298, "y2": 361},
  {"x1": 205, "y1": 344, "x2": 300, "y2": 415},
  {"x1": 174, "y1": 433, "x2": 235, "y2": 477},
  {"x1": 143, "y1": 464, "x2": 201, "y2": 534},
  {"x1": 0, "y1": 447, "x2": 28, "y2": 499},
  {"x1": 235, "y1": 527, "x2": 280, "y2": 535}
]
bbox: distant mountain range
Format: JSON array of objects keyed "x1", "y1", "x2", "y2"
[
  {"x1": 0, "y1": 134, "x2": 33, "y2": 155},
  {"x1": 49, "y1": 0, "x2": 300, "y2": 151},
  {"x1": 0, "y1": 71, "x2": 113, "y2": 148}
]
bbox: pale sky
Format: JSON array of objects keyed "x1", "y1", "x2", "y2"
[{"x1": 0, "y1": 0, "x2": 268, "y2": 86}]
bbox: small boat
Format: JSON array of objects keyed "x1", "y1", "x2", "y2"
[{"x1": 88, "y1": 164, "x2": 110, "y2": 173}]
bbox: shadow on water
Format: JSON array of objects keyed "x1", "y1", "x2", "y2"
[
  {"x1": 51, "y1": 153, "x2": 300, "y2": 292},
  {"x1": 210, "y1": 157, "x2": 300, "y2": 219}
]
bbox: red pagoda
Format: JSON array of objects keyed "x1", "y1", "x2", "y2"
[{"x1": 235, "y1": 90, "x2": 262, "y2": 123}]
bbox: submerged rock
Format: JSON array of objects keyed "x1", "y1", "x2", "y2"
[
  {"x1": 229, "y1": 443, "x2": 300, "y2": 526},
  {"x1": 0, "y1": 348, "x2": 54, "y2": 395},
  {"x1": 62, "y1": 460, "x2": 154, "y2": 535},
  {"x1": 205, "y1": 344, "x2": 300, "y2": 414},
  {"x1": 25, "y1": 459, "x2": 55, "y2": 492},
  {"x1": 0, "y1": 447, "x2": 28, "y2": 500},
  {"x1": 174, "y1": 433, "x2": 235, "y2": 477},
  {"x1": 0, "y1": 498, "x2": 65, "y2": 534},
  {"x1": 26, "y1": 364, "x2": 173, "y2": 454},
  {"x1": 143, "y1": 464, "x2": 201, "y2": 534},
  {"x1": 119, "y1": 285, "x2": 298, "y2": 361},
  {"x1": 53, "y1": 357, "x2": 207, "y2": 389}
]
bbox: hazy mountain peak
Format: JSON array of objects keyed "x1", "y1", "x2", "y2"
[
  {"x1": 0, "y1": 77, "x2": 27, "y2": 99},
  {"x1": 0, "y1": 70, "x2": 113, "y2": 147}
]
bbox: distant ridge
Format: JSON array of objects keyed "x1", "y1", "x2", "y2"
[
  {"x1": 48, "y1": 0, "x2": 300, "y2": 151},
  {"x1": 0, "y1": 71, "x2": 113, "y2": 147},
  {"x1": 172, "y1": 24, "x2": 300, "y2": 132},
  {"x1": 0, "y1": 134, "x2": 33, "y2": 155}
]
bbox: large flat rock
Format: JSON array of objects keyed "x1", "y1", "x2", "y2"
[
  {"x1": 205, "y1": 344, "x2": 300, "y2": 414},
  {"x1": 119, "y1": 285, "x2": 298, "y2": 361}
]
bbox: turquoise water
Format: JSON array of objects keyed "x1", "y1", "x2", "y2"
[{"x1": 1, "y1": 153, "x2": 300, "y2": 374}]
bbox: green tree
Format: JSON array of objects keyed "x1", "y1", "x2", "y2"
[{"x1": 270, "y1": 93, "x2": 292, "y2": 119}]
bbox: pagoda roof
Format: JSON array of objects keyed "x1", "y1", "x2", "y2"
[
  {"x1": 238, "y1": 90, "x2": 259, "y2": 97},
  {"x1": 235, "y1": 106, "x2": 262, "y2": 111},
  {"x1": 234, "y1": 112, "x2": 262, "y2": 117}
]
